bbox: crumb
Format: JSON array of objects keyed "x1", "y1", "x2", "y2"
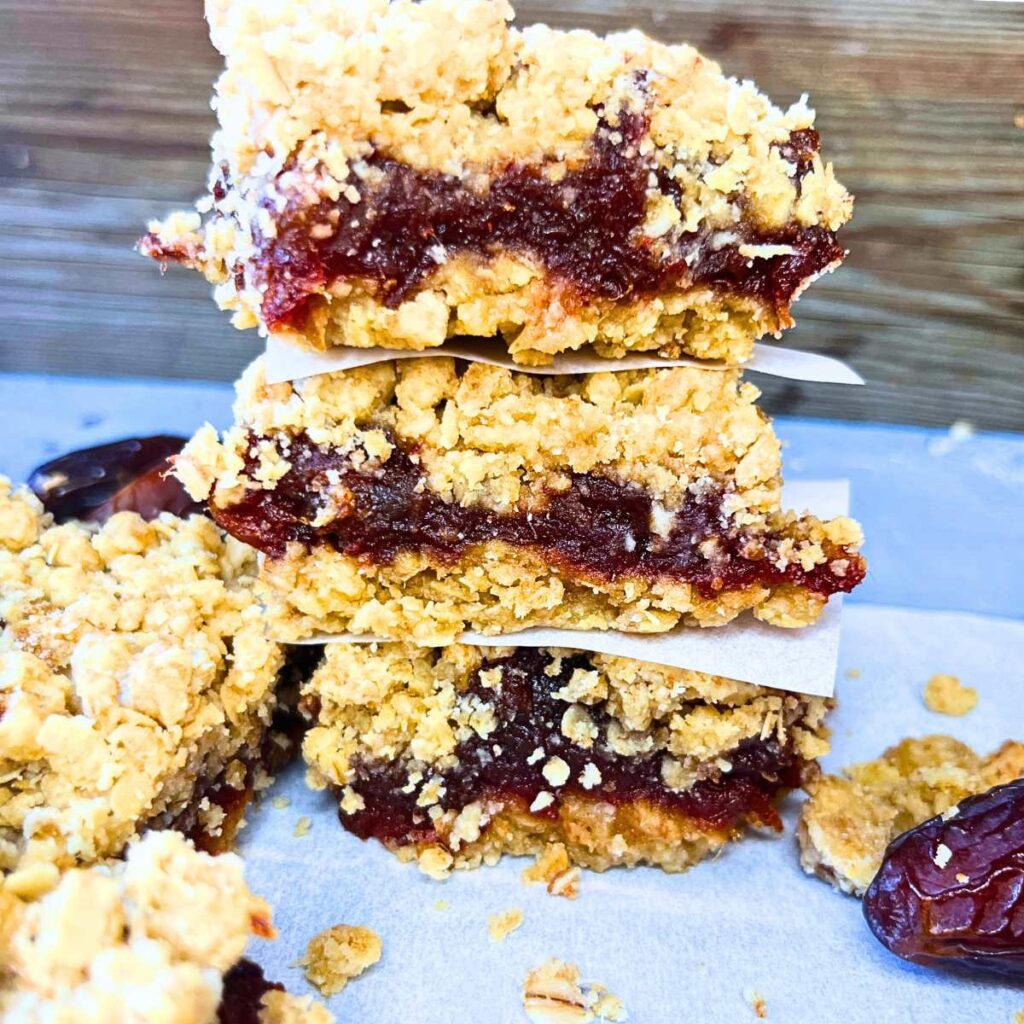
[
  {"x1": 272, "y1": 795, "x2": 291, "y2": 809},
  {"x1": 293, "y1": 816, "x2": 312, "y2": 837},
  {"x1": 417, "y1": 846, "x2": 454, "y2": 880},
  {"x1": 1014, "y1": 1011, "x2": 1024, "y2": 1024},
  {"x1": 1015, "y1": 112, "x2": 1024, "y2": 130},
  {"x1": 299, "y1": 924, "x2": 382, "y2": 997},
  {"x1": 487, "y1": 908, "x2": 524, "y2": 942},
  {"x1": 522, "y1": 959, "x2": 626, "y2": 1023},
  {"x1": 433, "y1": 899, "x2": 449, "y2": 911},
  {"x1": 744, "y1": 989, "x2": 768, "y2": 1019},
  {"x1": 932, "y1": 843, "x2": 953, "y2": 869},
  {"x1": 523, "y1": 843, "x2": 580, "y2": 899},
  {"x1": 923, "y1": 674, "x2": 978, "y2": 716},
  {"x1": 955, "y1": 872, "x2": 969, "y2": 884},
  {"x1": 844, "y1": 667, "x2": 861, "y2": 680},
  {"x1": 530, "y1": 791, "x2": 555, "y2": 813}
]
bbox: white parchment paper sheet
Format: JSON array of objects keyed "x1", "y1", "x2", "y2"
[
  {"x1": 238, "y1": 604, "x2": 1024, "y2": 1024},
  {"x1": 264, "y1": 336, "x2": 865, "y2": 387},
  {"x1": 286, "y1": 480, "x2": 850, "y2": 699}
]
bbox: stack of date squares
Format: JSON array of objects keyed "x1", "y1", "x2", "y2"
[{"x1": 144, "y1": 0, "x2": 870, "y2": 882}]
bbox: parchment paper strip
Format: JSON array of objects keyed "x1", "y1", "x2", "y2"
[{"x1": 264, "y1": 335, "x2": 864, "y2": 386}]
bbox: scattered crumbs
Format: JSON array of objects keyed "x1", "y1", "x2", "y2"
[
  {"x1": 933, "y1": 842, "x2": 953, "y2": 869},
  {"x1": 923, "y1": 674, "x2": 978, "y2": 716},
  {"x1": 523, "y1": 843, "x2": 581, "y2": 900},
  {"x1": 293, "y1": 815, "x2": 312, "y2": 837},
  {"x1": 487, "y1": 907, "x2": 524, "y2": 942},
  {"x1": 298, "y1": 923, "x2": 383, "y2": 997},
  {"x1": 843, "y1": 667, "x2": 861, "y2": 680},
  {"x1": 522, "y1": 959, "x2": 626, "y2": 1023},
  {"x1": 928, "y1": 419, "x2": 975, "y2": 456},
  {"x1": 433, "y1": 899, "x2": 450, "y2": 911},
  {"x1": 745, "y1": 987, "x2": 770, "y2": 1019},
  {"x1": 271, "y1": 795, "x2": 291, "y2": 809}
]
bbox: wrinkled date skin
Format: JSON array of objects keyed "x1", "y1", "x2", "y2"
[
  {"x1": 28, "y1": 435, "x2": 204, "y2": 524},
  {"x1": 864, "y1": 778, "x2": 1024, "y2": 979}
]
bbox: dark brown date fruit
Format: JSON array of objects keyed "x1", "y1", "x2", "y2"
[
  {"x1": 863, "y1": 777, "x2": 1024, "y2": 979},
  {"x1": 28, "y1": 435, "x2": 203, "y2": 524}
]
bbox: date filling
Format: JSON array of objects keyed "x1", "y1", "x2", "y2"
[
  {"x1": 211, "y1": 431, "x2": 865, "y2": 600},
  {"x1": 145, "y1": 98, "x2": 843, "y2": 332},
  {"x1": 322, "y1": 648, "x2": 816, "y2": 849}
]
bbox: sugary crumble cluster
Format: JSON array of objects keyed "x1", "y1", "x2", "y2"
[
  {"x1": 798, "y1": 735, "x2": 1024, "y2": 895},
  {"x1": 0, "y1": 479, "x2": 283, "y2": 895},
  {"x1": 0, "y1": 831, "x2": 277, "y2": 1024}
]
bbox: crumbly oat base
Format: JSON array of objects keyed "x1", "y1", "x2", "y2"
[
  {"x1": 177, "y1": 358, "x2": 863, "y2": 642},
  {"x1": 302, "y1": 643, "x2": 831, "y2": 874},
  {"x1": 798, "y1": 735, "x2": 1024, "y2": 896},
  {"x1": 143, "y1": 0, "x2": 850, "y2": 364},
  {"x1": 0, "y1": 479, "x2": 284, "y2": 893},
  {"x1": 0, "y1": 830, "x2": 301, "y2": 1024}
]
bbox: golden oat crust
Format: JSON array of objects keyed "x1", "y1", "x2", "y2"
[
  {"x1": 301, "y1": 643, "x2": 831, "y2": 874},
  {"x1": 798, "y1": 735, "x2": 1024, "y2": 896},
  {"x1": 177, "y1": 358, "x2": 863, "y2": 642},
  {"x1": 0, "y1": 479, "x2": 284, "y2": 892},
  {"x1": 145, "y1": 0, "x2": 851, "y2": 364}
]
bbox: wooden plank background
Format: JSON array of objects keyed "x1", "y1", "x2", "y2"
[{"x1": 1, "y1": 0, "x2": 1022, "y2": 430}]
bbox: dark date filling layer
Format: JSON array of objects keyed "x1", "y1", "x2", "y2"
[
  {"x1": 253, "y1": 111, "x2": 843, "y2": 332},
  {"x1": 213, "y1": 431, "x2": 864, "y2": 600},
  {"x1": 328, "y1": 648, "x2": 816, "y2": 849},
  {"x1": 217, "y1": 960, "x2": 283, "y2": 1024}
]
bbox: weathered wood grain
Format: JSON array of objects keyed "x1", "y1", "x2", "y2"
[{"x1": 1, "y1": 0, "x2": 1021, "y2": 429}]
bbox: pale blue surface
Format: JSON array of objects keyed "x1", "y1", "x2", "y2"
[{"x1": 1, "y1": 372, "x2": 1021, "y2": 619}]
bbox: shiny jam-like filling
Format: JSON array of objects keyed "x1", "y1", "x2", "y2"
[
  {"x1": 217, "y1": 960, "x2": 283, "y2": 1024},
  {"x1": 252, "y1": 111, "x2": 843, "y2": 331},
  {"x1": 331, "y1": 648, "x2": 811, "y2": 847},
  {"x1": 212, "y1": 432, "x2": 864, "y2": 600}
]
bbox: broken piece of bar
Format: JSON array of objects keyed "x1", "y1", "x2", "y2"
[
  {"x1": 798, "y1": 735, "x2": 1024, "y2": 896},
  {"x1": 0, "y1": 830, "x2": 331, "y2": 1023},
  {"x1": 0, "y1": 478, "x2": 290, "y2": 895},
  {"x1": 141, "y1": 0, "x2": 851, "y2": 366},
  {"x1": 301, "y1": 643, "x2": 833, "y2": 874},
  {"x1": 175, "y1": 357, "x2": 865, "y2": 643}
]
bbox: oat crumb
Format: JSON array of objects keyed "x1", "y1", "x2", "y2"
[
  {"x1": 522, "y1": 959, "x2": 626, "y2": 1023},
  {"x1": 487, "y1": 908, "x2": 524, "y2": 942},
  {"x1": 293, "y1": 815, "x2": 312, "y2": 837},
  {"x1": 523, "y1": 843, "x2": 580, "y2": 898},
  {"x1": 433, "y1": 899, "x2": 450, "y2": 911},
  {"x1": 844, "y1": 667, "x2": 861, "y2": 680},
  {"x1": 956, "y1": 872, "x2": 969, "y2": 884},
  {"x1": 299, "y1": 924, "x2": 382, "y2": 997},
  {"x1": 744, "y1": 989, "x2": 768, "y2": 1019},
  {"x1": 1013, "y1": 1011, "x2": 1024, "y2": 1024},
  {"x1": 271, "y1": 795, "x2": 291, "y2": 809},
  {"x1": 923, "y1": 674, "x2": 978, "y2": 716}
]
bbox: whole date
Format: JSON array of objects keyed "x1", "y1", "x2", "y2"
[
  {"x1": 863, "y1": 777, "x2": 1024, "y2": 978},
  {"x1": 28, "y1": 435, "x2": 203, "y2": 523}
]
